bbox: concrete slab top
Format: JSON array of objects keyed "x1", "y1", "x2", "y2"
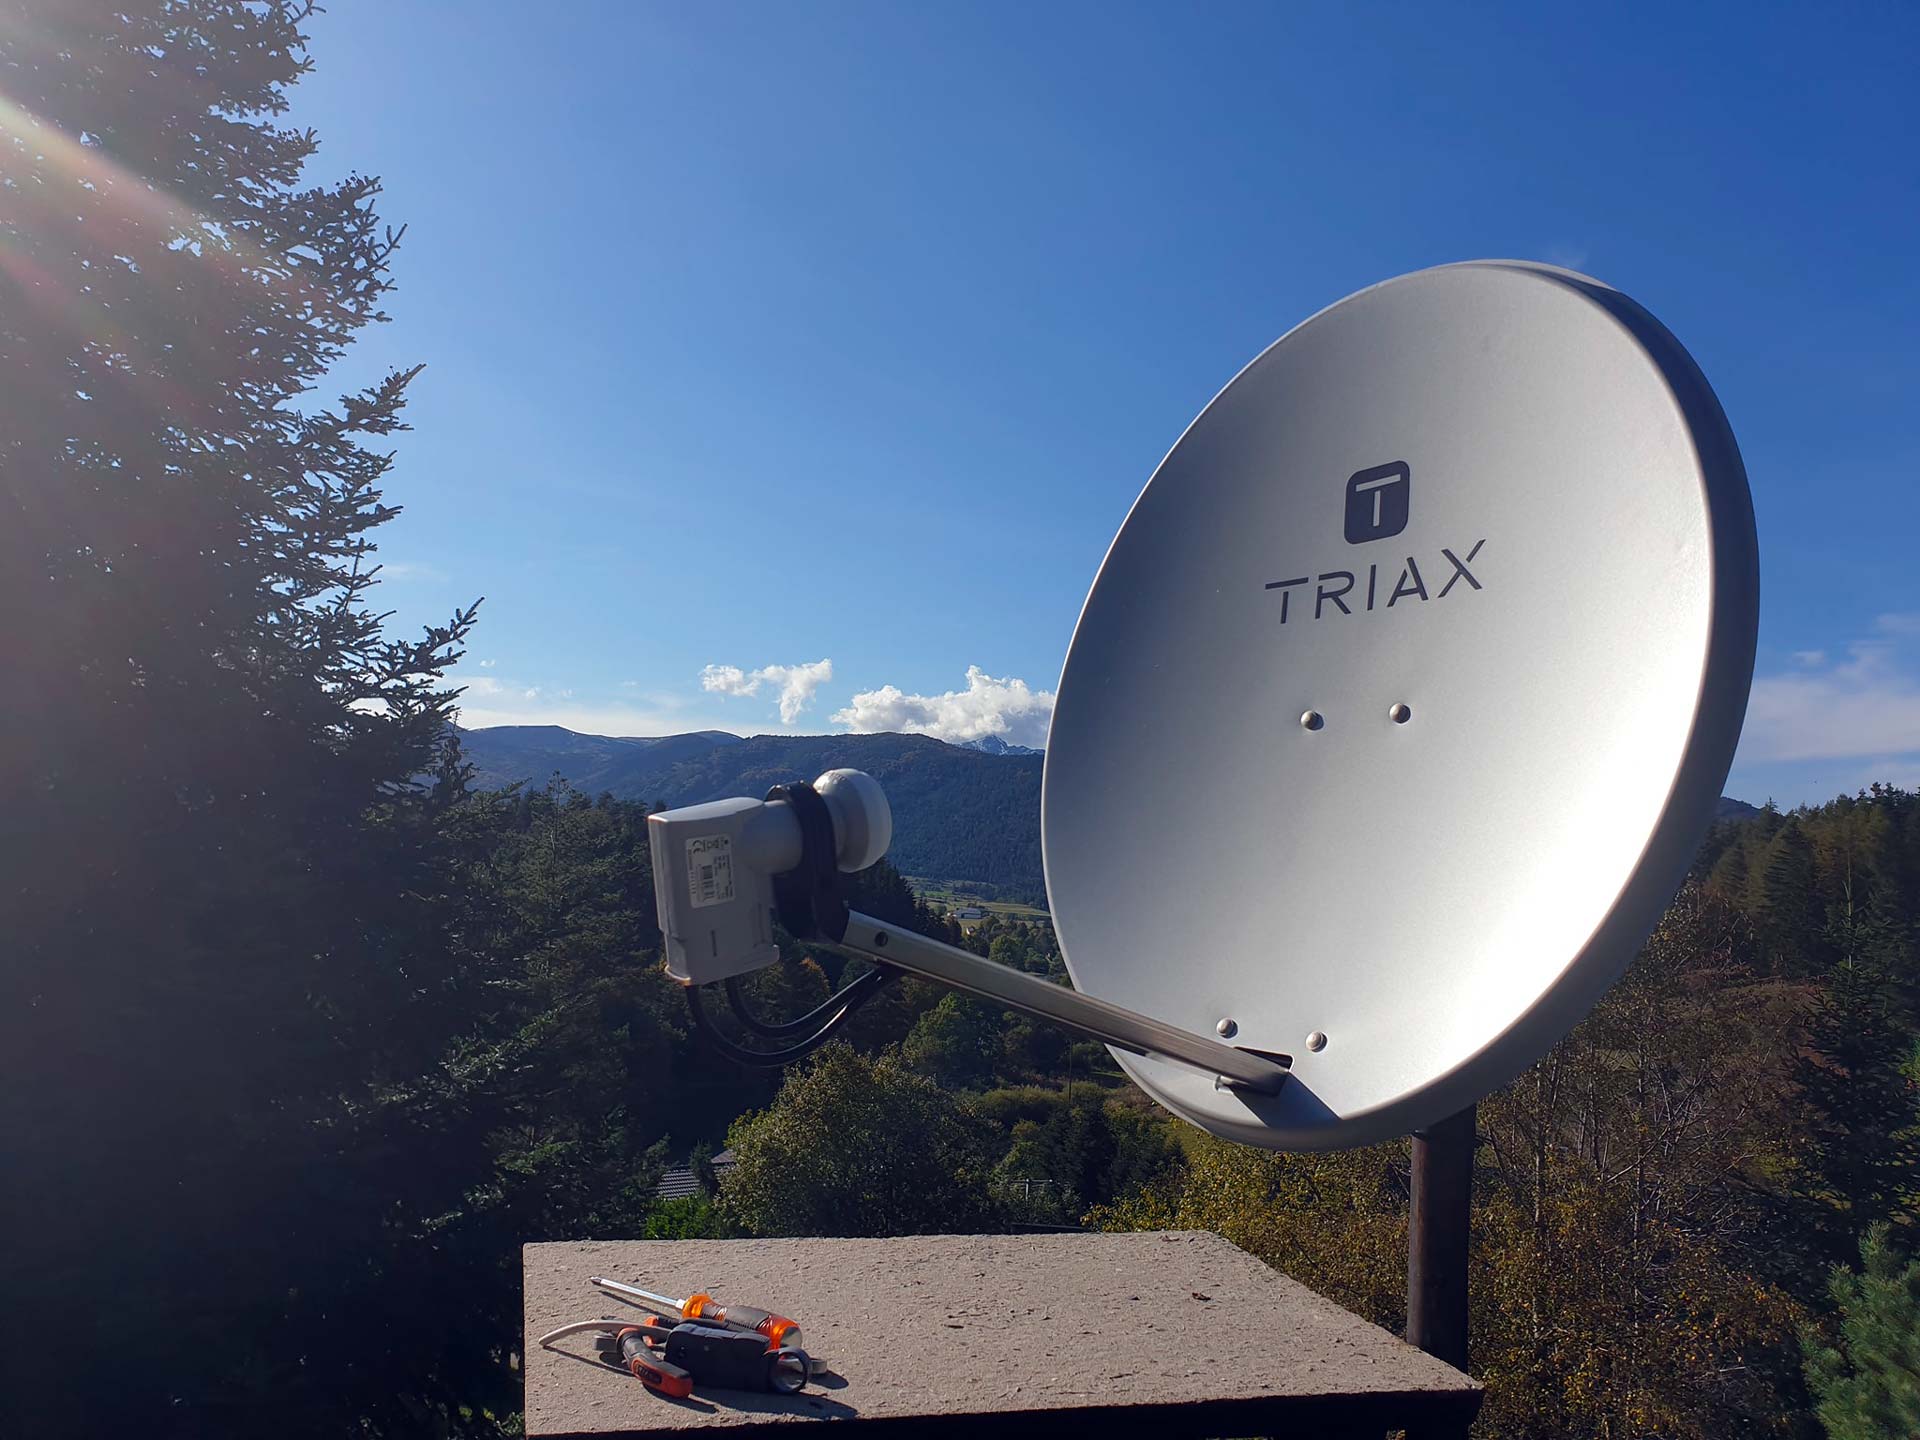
[{"x1": 525, "y1": 1230, "x2": 1478, "y2": 1438}]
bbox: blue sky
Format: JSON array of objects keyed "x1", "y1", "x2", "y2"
[{"x1": 292, "y1": 2, "x2": 1919, "y2": 806}]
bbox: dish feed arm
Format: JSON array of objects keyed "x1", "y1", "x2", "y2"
[
  {"x1": 835, "y1": 911, "x2": 1288, "y2": 1093},
  {"x1": 646, "y1": 770, "x2": 1288, "y2": 1096}
]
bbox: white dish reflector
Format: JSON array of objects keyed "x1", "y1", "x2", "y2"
[{"x1": 1041, "y1": 262, "x2": 1758, "y2": 1149}]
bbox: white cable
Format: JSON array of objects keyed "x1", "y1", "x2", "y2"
[{"x1": 537, "y1": 1319, "x2": 633, "y2": 1349}]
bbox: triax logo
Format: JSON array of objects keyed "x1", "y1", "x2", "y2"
[
  {"x1": 1264, "y1": 463, "x2": 1485, "y2": 623},
  {"x1": 1345, "y1": 461, "x2": 1410, "y2": 544}
]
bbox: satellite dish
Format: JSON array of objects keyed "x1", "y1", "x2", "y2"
[
  {"x1": 1041, "y1": 261, "x2": 1758, "y2": 1150},
  {"x1": 647, "y1": 259, "x2": 1757, "y2": 1156}
]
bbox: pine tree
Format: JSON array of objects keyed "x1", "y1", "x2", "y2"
[
  {"x1": 1802, "y1": 1225, "x2": 1920, "y2": 1440},
  {"x1": 1, "y1": 3, "x2": 500, "y2": 1432},
  {"x1": 1708, "y1": 836, "x2": 1753, "y2": 902},
  {"x1": 1760, "y1": 820, "x2": 1823, "y2": 973},
  {"x1": 471, "y1": 787, "x2": 688, "y2": 1239},
  {"x1": 1863, "y1": 786, "x2": 1920, "y2": 996},
  {"x1": 1791, "y1": 922, "x2": 1920, "y2": 1276}
]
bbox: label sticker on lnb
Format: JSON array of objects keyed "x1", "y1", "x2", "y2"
[{"x1": 686, "y1": 835, "x2": 735, "y2": 908}]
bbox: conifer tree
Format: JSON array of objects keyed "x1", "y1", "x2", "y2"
[
  {"x1": 1802, "y1": 1225, "x2": 1920, "y2": 1440},
  {"x1": 1760, "y1": 820, "x2": 1823, "y2": 973},
  {"x1": 2, "y1": 3, "x2": 500, "y2": 1431},
  {"x1": 1790, "y1": 915, "x2": 1920, "y2": 1276}
]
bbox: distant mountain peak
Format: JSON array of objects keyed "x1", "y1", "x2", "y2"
[{"x1": 962, "y1": 735, "x2": 1043, "y2": 757}]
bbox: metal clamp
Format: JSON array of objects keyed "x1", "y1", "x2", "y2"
[{"x1": 763, "y1": 781, "x2": 848, "y2": 943}]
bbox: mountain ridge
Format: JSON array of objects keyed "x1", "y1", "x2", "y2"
[
  {"x1": 963, "y1": 735, "x2": 1043, "y2": 756},
  {"x1": 460, "y1": 725, "x2": 1045, "y2": 899},
  {"x1": 459, "y1": 725, "x2": 1762, "y2": 905}
]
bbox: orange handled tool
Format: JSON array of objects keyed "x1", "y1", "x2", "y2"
[
  {"x1": 535, "y1": 1320, "x2": 693, "y2": 1399},
  {"x1": 591, "y1": 1275, "x2": 804, "y2": 1350},
  {"x1": 613, "y1": 1326, "x2": 694, "y2": 1398}
]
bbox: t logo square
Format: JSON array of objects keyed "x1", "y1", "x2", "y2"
[{"x1": 1344, "y1": 461, "x2": 1410, "y2": 544}]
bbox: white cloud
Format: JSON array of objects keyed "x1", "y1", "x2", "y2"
[
  {"x1": 1738, "y1": 623, "x2": 1920, "y2": 764},
  {"x1": 832, "y1": 665, "x2": 1054, "y2": 748},
  {"x1": 700, "y1": 659, "x2": 834, "y2": 724},
  {"x1": 478, "y1": 658, "x2": 497, "y2": 669},
  {"x1": 700, "y1": 664, "x2": 756, "y2": 697},
  {"x1": 764, "y1": 662, "x2": 833, "y2": 724}
]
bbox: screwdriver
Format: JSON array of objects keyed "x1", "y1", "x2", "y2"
[{"x1": 590, "y1": 1275, "x2": 804, "y2": 1350}]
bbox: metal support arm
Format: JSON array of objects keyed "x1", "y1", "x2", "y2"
[{"x1": 836, "y1": 910, "x2": 1289, "y2": 1095}]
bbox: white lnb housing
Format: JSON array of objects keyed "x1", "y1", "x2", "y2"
[
  {"x1": 648, "y1": 769, "x2": 893, "y2": 985},
  {"x1": 816, "y1": 768, "x2": 892, "y2": 871}
]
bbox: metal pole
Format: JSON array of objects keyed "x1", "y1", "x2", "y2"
[
  {"x1": 836, "y1": 911, "x2": 1291, "y2": 1094},
  {"x1": 1407, "y1": 1102, "x2": 1475, "y2": 1373}
]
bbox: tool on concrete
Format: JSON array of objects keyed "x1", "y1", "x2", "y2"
[
  {"x1": 590, "y1": 1274, "x2": 804, "y2": 1350},
  {"x1": 539, "y1": 1314, "x2": 813, "y2": 1398},
  {"x1": 536, "y1": 1320, "x2": 694, "y2": 1399},
  {"x1": 651, "y1": 1321, "x2": 812, "y2": 1396}
]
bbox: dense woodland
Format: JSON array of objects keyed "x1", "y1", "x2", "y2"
[{"x1": 4, "y1": 6, "x2": 1917, "y2": 1438}]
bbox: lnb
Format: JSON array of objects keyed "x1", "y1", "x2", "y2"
[{"x1": 649, "y1": 768, "x2": 891, "y2": 986}]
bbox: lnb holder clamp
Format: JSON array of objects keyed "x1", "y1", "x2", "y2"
[{"x1": 763, "y1": 781, "x2": 849, "y2": 943}]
